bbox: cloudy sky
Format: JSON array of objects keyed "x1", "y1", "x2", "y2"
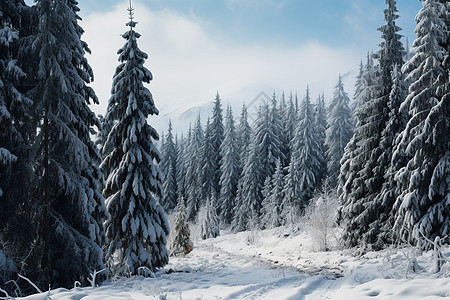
[{"x1": 26, "y1": 0, "x2": 423, "y2": 130}]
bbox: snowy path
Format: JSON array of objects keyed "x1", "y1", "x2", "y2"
[
  {"x1": 18, "y1": 228, "x2": 450, "y2": 299},
  {"x1": 33, "y1": 240, "x2": 325, "y2": 299}
]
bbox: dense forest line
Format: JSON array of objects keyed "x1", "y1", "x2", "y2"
[{"x1": 158, "y1": 0, "x2": 449, "y2": 255}]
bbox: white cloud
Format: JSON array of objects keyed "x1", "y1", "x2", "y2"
[
  {"x1": 226, "y1": 0, "x2": 288, "y2": 10},
  {"x1": 80, "y1": 1, "x2": 361, "y2": 132}
]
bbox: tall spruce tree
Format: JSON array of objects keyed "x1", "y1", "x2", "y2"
[
  {"x1": 175, "y1": 134, "x2": 187, "y2": 203},
  {"x1": 325, "y1": 76, "x2": 353, "y2": 189},
  {"x1": 101, "y1": 3, "x2": 169, "y2": 275},
  {"x1": 315, "y1": 93, "x2": 328, "y2": 187},
  {"x1": 282, "y1": 92, "x2": 297, "y2": 167},
  {"x1": 372, "y1": 65, "x2": 408, "y2": 246},
  {"x1": 253, "y1": 103, "x2": 282, "y2": 185},
  {"x1": 353, "y1": 0, "x2": 405, "y2": 248},
  {"x1": 201, "y1": 118, "x2": 215, "y2": 203},
  {"x1": 185, "y1": 116, "x2": 203, "y2": 221},
  {"x1": 281, "y1": 161, "x2": 297, "y2": 226},
  {"x1": 161, "y1": 120, "x2": 178, "y2": 213},
  {"x1": 237, "y1": 103, "x2": 252, "y2": 174},
  {"x1": 261, "y1": 159, "x2": 283, "y2": 229},
  {"x1": 25, "y1": 0, "x2": 108, "y2": 287},
  {"x1": 219, "y1": 105, "x2": 240, "y2": 225},
  {"x1": 269, "y1": 92, "x2": 286, "y2": 167},
  {"x1": 337, "y1": 53, "x2": 380, "y2": 248},
  {"x1": 0, "y1": 1, "x2": 37, "y2": 289},
  {"x1": 232, "y1": 143, "x2": 261, "y2": 232},
  {"x1": 289, "y1": 87, "x2": 323, "y2": 211},
  {"x1": 210, "y1": 92, "x2": 224, "y2": 195},
  {"x1": 392, "y1": 0, "x2": 450, "y2": 247}
]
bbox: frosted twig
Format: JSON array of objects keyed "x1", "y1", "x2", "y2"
[
  {"x1": 0, "y1": 287, "x2": 14, "y2": 300},
  {"x1": 18, "y1": 274, "x2": 42, "y2": 293},
  {"x1": 87, "y1": 268, "x2": 107, "y2": 288}
]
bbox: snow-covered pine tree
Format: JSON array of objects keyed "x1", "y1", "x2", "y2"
[
  {"x1": 325, "y1": 76, "x2": 353, "y2": 189},
  {"x1": 169, "y1": 197, "x2": 193, "y2": 256},
  {"x1": 219, "y1": 105, "x2": 240, "y2": 225},
  {"x1": 372, "y1": 65, "x2": 407, "y2": 246},
  {"x1": 253, "y1": 102, "x2": 282, "y2": 185},
  {"x1": 337, "y1": 63, "x2": 364, "y2": 217},
  {"x1": 200, "y1": 190, "x2": 220, "y2": 239},
  {"x1": 337, "y1": 53, "x2": 380, "y2": 248},
  {"x1": 185, "y1": 116, "x2": 204, "y2": 221},
  {"x1": 347, "y1": 0, "x2": 405, "y2": 248},
  {"x1": 260, "y1": 175, "x2": 273, "y2": 229},
  {"x1": 261, "y1": 159, "x2": 283, "y2": 229},
  {"x1": 281, "y1": 161, "x2": 297, "y2": 226},
  {"x1": 175, "y1": 133, "x2": 187, "y2": 203},
  {"x1": 278, "y1": 92, "x2": 290, "y2": 167},
  {"x1": 315, "y1": 93, "x2": 328, "y2": 188},
  {"x1": 289, "y1": 87, "x2": 323, "y2": 210},
  {"x1": 27, "y1": 0, "x2": 108, "y2": 287},
  {"x1": 101, "y1": 3, "x2": 169, "y2": 275},
  {"x1": 0, "y1": 0, "x2": 29, "y2": 214},
  {"x1": 237, "y1": 103, "x2": 252, "y2": 174},
  {"x1": 161, "y1": 120, "x2": 178, "y2": 213},
  {"x1": 282, "y1": 92, "x2": 296, "y2": 167},
  {"x1": 210, "y1": 92, "x2": 224, "y2": 195},
  {"x1": 200, "y1": 117, "x2": 215, "y2": 204},
  {"x1": 232, "y1": 143, "x2": 262, "y2": 232},
  {"x1": 0, "y1": 1, "x2": 36, "y2": 289},
  {"x1": 392, "y1": 0, "x2": 450, "y2": 247},
  {"x1": 269, "y1": 92, "x2": 286, "y2": 168}
]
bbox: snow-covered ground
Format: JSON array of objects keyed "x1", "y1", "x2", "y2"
[{"x1": 16, "y1": 227, "x2": 450, "y2": 300}]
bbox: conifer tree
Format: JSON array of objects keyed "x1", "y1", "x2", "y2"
[
  {"x1": 237, "y1": 103, "x2": 252, "y2": 173},
  {"x1": 0, "y1": 0, "x2": 30, "y2": 214},
  {"x1": 169, "y1": 197, "x2": 193, "y2": 256},
  {"x1": 200, "y1": 191, "x2": 220, "y2": 239},
  {"x1": 185, "y1": 116, "x2": 203, "y2": 220},
  {"x1": 175, "y1": 134, "x2": 187, "y2": 203},
  {"x1": 356, "y1": 2, "x2": 405, "y2": 245},
  {"x1": 392, "y1": 0, "x2": 450, "y2": 246},
  {"x1": 232, "y1": 143, "x2": 261, "y2": 232},
  {"x1": 210, "y1": 92, "x2": 224, "y2": 194},
  {"x1": 342, "y1": 0, "x2": 404, "y2": 248},
  {"x1": 0, "y1": 1, "x2": 36, "y2": 288},
  {"x1": 325, "y1": 76, "x2": 353, "y2": 188},
  {"x1": 28, "y1": 0, "x2": 108, "y2": 286},
  {"x1": 281, "y1": 161, "x2": 297, "y2": 226},
  {"x1": 253, "y1": 103, "x2": 282, "y2": 184},
  {"x1": 219, "y1": 105, "x2": 240, "y2": 225},
  {"x1": 282, "y1": 92, "x2": 296, "y2": 166},
  {"x1": 269, "y1": 92, "x2": 286, "y2": 167},
  {"x1": 261, "y1": 159, "x2": 283, "y2": 229},
  {"x1": 101, "y1": 3, "x2": 169, "y2": 275},
  {"x1": 161, "y1": 120, "x2": 178, "y2": 213},
  {"x1": 337, "y1": 54, "x2": 379, "y2": 248},
  {"x1": 201, "y1": 118, "x2": 215, "y2": 203},
  {"x1": 371, "y1": 65, "x2": 407, "y2": 246},
  {"x1": 315, "y1": 93, "x2": 328, "y2": 187},
  {"x1": 289, "y1": 87, "x2": 323, "y2": 209},
  {"x1": 260, "y1": 175, "x2": 273, "y2": 228}
]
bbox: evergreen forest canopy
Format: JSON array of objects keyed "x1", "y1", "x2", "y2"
[{"x1": 0, "y1": 0, "x2": 449, "y2": 296}]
